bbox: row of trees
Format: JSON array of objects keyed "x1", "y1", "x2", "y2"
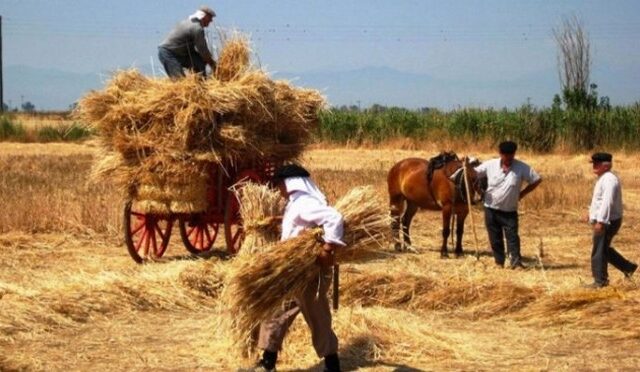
[{"x1": 2, "y1": 101, "x2": 36, "y2": 112}]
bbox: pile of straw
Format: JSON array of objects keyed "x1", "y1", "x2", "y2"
[
  {"x1": 76, "y1": 34, "x2": 325, "y2": 213},
  {"x1": 234, "y1": 183, "x2": 284, "y2": 255},
  {"x1": 222, "y1": 185, "x2": 392, "y2": 350}
]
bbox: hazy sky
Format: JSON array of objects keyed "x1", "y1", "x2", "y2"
[{"x1": 1, "y1": 0, "x2": 639, "y2": 108}]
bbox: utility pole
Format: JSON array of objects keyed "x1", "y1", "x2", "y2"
[{"x1": 0, "y1": 15, "x2": 4, "y2": 113}]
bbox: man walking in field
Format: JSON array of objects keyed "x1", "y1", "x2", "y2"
[
  {"x1": 474, "y1": 141, "x2": 542, "y2": 269},
  {"x1": 583, "y1": 152, "x2": 637, "y2": 288},
  {"x1": 158, "y1": 6, "x2": 217, "y2": 78},
  {"x1": 240, "y1": 164, "x2": 344, "y2": 372}
]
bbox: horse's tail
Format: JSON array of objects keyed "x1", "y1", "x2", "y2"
[{"x1": 387, "y1": 161, "x2": 405, "y2": 206}]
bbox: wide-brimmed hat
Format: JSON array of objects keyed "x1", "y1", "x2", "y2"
[{"x1": 272, "y1": 164, "x2": 310, "y2": 182}]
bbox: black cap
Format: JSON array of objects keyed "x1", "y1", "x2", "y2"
[
  {"x1": 591, "y1": 152, "x2": 612, "y2": 163},
  {"x1": 273, "y1": 164, "x2": 310, "y2": 182},
  {"x1": 499, "y1": 141, "x2": 518, "y2": 154}
]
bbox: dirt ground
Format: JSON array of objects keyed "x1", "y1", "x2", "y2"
[{"x1": 1, "y1": 144, "x2": 639, "y2": 371}]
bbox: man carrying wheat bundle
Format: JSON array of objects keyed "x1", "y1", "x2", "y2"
[
  {"x1": 158, "y1": 6, "x2": 218, "y2": 78},
  {"x1": 240, "y1": 164, "x2": 344, "y2": 372}
]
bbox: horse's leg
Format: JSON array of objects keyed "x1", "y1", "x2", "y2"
[
  {"x1": 455, "y1": 207, "x2": 469, "y2": 258},
  {"x1": 389, "y1": 195, "x2": 405, "y2": 252},
  {"x1": 441, "y1": 204, "x2": 452, "y2": 258},
  {"x1": 401, "y1": 201, "x2": 418, "y2": 251}
]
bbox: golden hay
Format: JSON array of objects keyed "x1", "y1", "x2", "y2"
[
  {"x1": 0, "y1": 260, "x2": 222, "y2": 340},
  {"x1": 337, "y1": 267, "x2": 544, "y2": 321},
  {"x1": 136, "y1": 182, "x2": 206, "y2": 202},
  {"x1": 234, "y1": 183, "x2": 284, "y2": 255},
  {"x1": 215, "y1": 35, "x2": 251, "y2": 82},
  {"x1": 76, "y1": 33, "x2": 325, "y2": 213},
  {"x1": 4, "y1": 149, "x2": 640, "y2": 369},
  {"x1": 222, "y1": 186, "x2": 392, "y2": 351},
  {"x1": 178, "y1": 260, "x2": 229, "y2": 299}
]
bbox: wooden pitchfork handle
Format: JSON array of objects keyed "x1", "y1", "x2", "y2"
[
  {"x1": 462, "y1": 158, "x2": 481, "y2": 260},
  {"x1": 332, "y1": 264, "x2": 339, "y2": 311}
]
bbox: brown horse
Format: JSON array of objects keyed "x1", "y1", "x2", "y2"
[{"x1": 387, "y1": 152, "x2": 481, "y2": 257}]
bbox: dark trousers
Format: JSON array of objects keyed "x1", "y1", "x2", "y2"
[
  {"x1": 591, "y1": 218, "x2": 635, "y2": 284},
  {"x1": 484, "y1": 207, "x2": 521, "y2": 266},
  {"x1": 158, "y1": 46, "x2": 206, "y2": 78}
]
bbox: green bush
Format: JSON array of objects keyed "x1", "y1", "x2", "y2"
[
  {"x1": 0, "y1": 116, "x2": 27, "y2": 141},
  {"x1": 0, "y1": 115, "x2": 93, "y2": 143},
  {"x1": 36, "y1": 123, "x2": 92, "y2": 142},
  {"x1": 63, "y1": 123, "x2": 93, "y2": 141}
]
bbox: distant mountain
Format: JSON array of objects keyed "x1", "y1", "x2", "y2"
[
  {"x1": 2, "y1": 64, "x2": 637, "y2": 111},
  {"x1": 274, "y1": 66, "x2": 560, "y2": 109},
  {"x1": 275, "y1": 66, "x2": 438, "y2": 108}
]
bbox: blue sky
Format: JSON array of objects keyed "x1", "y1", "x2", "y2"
[{"x1": 1, "y1": 0, "x2": 639, "y2": 109}]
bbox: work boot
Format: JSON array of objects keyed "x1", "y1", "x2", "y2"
[
  {"x1": 237, "y1": 350, "x2": 277, "y2": 372},
  {"x1": 624, "y1": 263, "x2": 638, "y2": 279},
  {"x1": 323, "y1": 353, "x2": 341, "y2": 372},
  {"x1": 581, "y1": 280, "x2": 609, "y2": 289}
]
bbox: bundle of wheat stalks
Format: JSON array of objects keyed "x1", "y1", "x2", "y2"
[
  {"x1": 222, "y1": 185, "x2": 392, "y2": 351},
  {"x1": 235, "y1": 182, "x2": 284, "y2": 255},
  {"x1": 76, "y1": 34, "x2": 325, "y2": 213}
]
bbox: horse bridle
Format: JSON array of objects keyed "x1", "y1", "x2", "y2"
[
  {"x1": 448, "y1": 162, "x2": 484, "y2": 205},
  {"x1": 427, "y1": 156, "x2": 484, "y2": 207}
]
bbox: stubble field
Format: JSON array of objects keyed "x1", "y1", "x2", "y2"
[{"x1": 1, "y1": 143, "x2": 639, "y2": 371}]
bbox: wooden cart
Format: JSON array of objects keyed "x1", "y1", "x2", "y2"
[{"x1": 123, "y1": 160, "x2": 278, "y2": 263}]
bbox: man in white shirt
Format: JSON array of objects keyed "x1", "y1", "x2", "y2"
[
  {"x1": 584, "y1": 152, "x2": 637, "y2": 288},
  {"x1": 247, "y1": 164, "x2": 344, "y2": 372},
  {"x1": 474, "y1": 141, "x2": 542, "y2": 269}
]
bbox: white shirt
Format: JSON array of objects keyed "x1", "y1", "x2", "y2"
[
  {"x1": 474, "y1": 158, "x2": 541, "y2": 212},
  {"x1": 589, "y1": 171, "x2": 623, "y2": 224},
  {"x1": 281, "y1": 191, "x2": 345, "y2": 246}
]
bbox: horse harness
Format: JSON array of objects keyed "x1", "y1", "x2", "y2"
[{"x1": 425, "y1": 152, "x2": 470, "y2": 208}]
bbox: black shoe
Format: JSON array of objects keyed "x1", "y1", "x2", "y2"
[
  {"x1": 237, "y1": 351, "x2": 277, "y2": 372},
  {"x1": 624, "y1": 263, "x2": 638, "y2": 279},
  {"x1": 324, "y1": 353, "x2": 341, "y2": 372},
  {"x1": 495, "y1": 262, "x2": 505, "y2": 268},
  {"x1": 510, "y1": 262, "x2": 526, "y2": 270},
  {"x1": 582, "y1": 281, "x2": 608, "y2": 289}
]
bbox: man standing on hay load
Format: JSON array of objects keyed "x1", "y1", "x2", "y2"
[
  {"x1": 583, "y1": 152, "x2": 637, "y2": 288},
  {"x1": 241, "y1": 164, "x2": 344, "y2": 372},
  {"x1": 474, "y1": 141, "x2": 542, "y2": 269},
  {"x1": 158, "y1": 6, "x2": 217, "y2": 78}
]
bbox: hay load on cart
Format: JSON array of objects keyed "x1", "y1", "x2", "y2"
[{"x1": 76, "y1": 35, "x2": 325, "y2": 263}]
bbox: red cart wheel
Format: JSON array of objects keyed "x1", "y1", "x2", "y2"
[
  {"x1": 179, "y1": 214, "x2": 220, "y2": 254},
  {"x1": 224, "y1": 170, "x2": 262, "y2": 254},
  {"x1": 124, "y1": 201, "x2": 173, "y2": 263}
]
